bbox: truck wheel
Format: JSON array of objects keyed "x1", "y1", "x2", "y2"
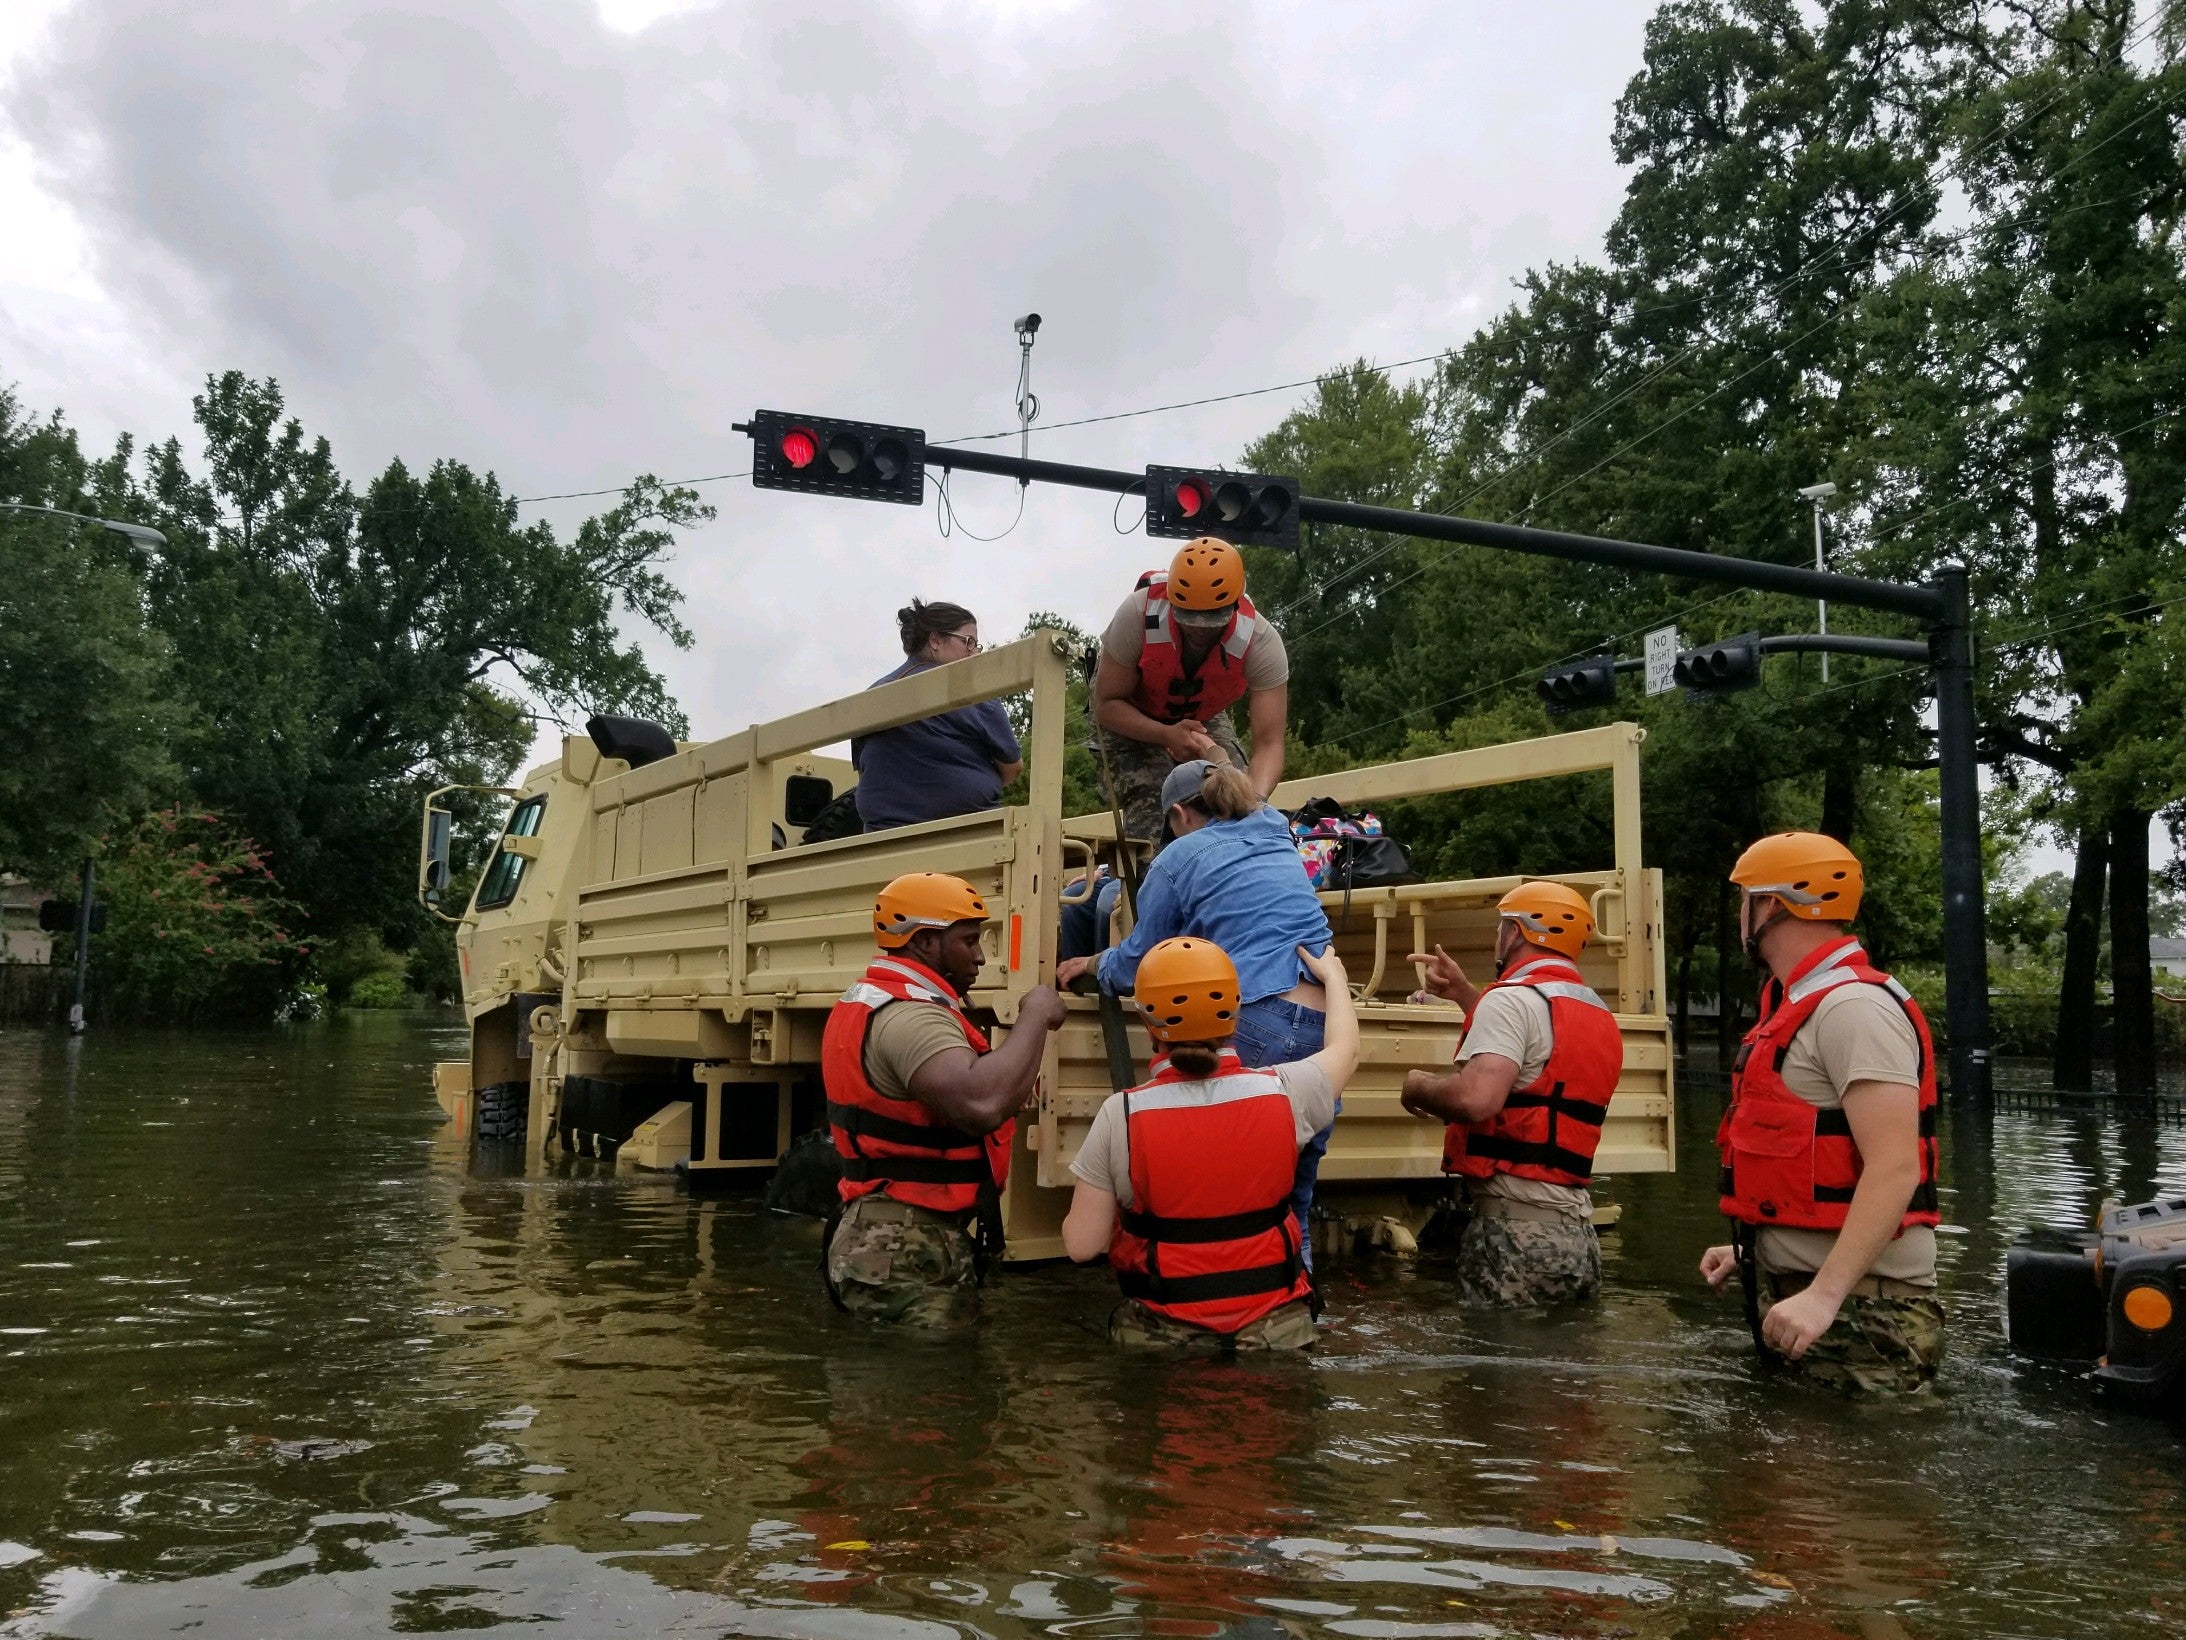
[{"x1": 474, "y1": 1080, "x2": 529, "y2": 1144}]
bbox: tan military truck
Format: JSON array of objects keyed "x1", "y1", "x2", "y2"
[{"x1": 421, "y1": 630, "x2": 1674, "y2": 1260}]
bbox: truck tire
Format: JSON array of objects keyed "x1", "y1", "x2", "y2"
[{"x1": 474, "y1": 1080, "x2": 528, "y2": 1144}]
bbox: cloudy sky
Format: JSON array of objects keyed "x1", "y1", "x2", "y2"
[{"x1": 1, "y1": 0, "x2": 1652, "y2": 759}]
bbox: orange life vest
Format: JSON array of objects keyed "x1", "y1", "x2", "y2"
[
  {"x1": 1717, "y1": 936, "x2": 1939, "y2": 1232},
  {"x1": 821, "y1": 955, "x2": 1010, "y2": 1215},
  {"x1": 1442, "y1": 952, "x2": 1623, "y2": 1187},
  {"x1": 1107, "y1": 1048, "x2": 1314, "y2": 1336},
  {"x1": 1127, "y1": 569, "x2": 1263, "y2": 725}
]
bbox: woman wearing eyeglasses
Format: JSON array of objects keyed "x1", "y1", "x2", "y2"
[{"x1": 851, "y1": 600, "x2": 1025, "y2": 833}]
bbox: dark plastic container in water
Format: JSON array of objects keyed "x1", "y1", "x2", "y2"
[
  {"x1": 2006, "y1": 1196, "x2": 2186, "y2": 1404},
  {"x1": 2006, "y1": 1227, "x2": 2104, "y2": 1363}
]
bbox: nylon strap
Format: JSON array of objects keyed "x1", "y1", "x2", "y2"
[{"x1": 1118, "y1": 1199, "x2": 1291, "y2": 1246}]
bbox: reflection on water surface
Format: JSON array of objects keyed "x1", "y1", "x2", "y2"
[{"x1": 1, "y1": 1015, "x2": 2181, "y2": 1637}]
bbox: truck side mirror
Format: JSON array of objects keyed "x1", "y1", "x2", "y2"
[{"x1": 422, "y1": 807, "x2": 453, "y2": 907}]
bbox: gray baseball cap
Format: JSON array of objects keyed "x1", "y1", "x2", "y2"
[{"x1": 1159, "y1": 759, "x2": 1216, "y2": 817}]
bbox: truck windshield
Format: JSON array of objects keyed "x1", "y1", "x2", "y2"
[{"x1": 474, "y1": 795, "x2": 548, "y2": 911}]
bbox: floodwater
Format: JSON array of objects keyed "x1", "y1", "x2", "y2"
[{"x1": 1, "y1": 1016, "x2": 2181, "y2": 1640}]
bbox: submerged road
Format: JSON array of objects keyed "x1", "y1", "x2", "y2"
[{"x1": 0, "y1": 1013, "x2": 2181, "y2": 1637}]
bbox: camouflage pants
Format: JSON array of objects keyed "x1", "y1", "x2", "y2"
[
  {"x1": 824, "y1": 1193, "x2": 981, "y2": 1329},
  {"x1": 1756, "y1": 1269, "x2": 1946, "y2": 1395},
  {"x1": 1452, "y1": 1208, "x2": 1602, "y2": 1308},
  {"x1": 1092, "y1": 712, "x2": 1247, "y2": 850},
  {"x1": 1109, "y1": 1298, "x2": 1318, "y2": 1352}
]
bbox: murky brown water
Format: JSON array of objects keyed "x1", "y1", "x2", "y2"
[{"x1": 1, "y1": 1014, "x2": 2182, "y2": 1638}]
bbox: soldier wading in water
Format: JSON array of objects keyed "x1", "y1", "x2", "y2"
[
  {"x1": 1399, "y1": 882, "x2": 1623, "y2": 1307},
  {"x1": 821, "y1": 873, "x2": 1064, "y2": 1327},
  {"x1": 1701, "y1": 833, "x2": 1946, "y2": 1394}
]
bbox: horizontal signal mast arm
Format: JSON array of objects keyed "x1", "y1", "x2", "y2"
[
  {"x1": 920, "y1": 447, "x2": 1946, "y2": 624},
  {"x1": 1758, "y1": 633, "x2": 1932, "y2": 663}
]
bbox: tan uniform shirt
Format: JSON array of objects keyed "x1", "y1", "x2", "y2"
[
  {"x1": 1070, "y1": 1061, "x2": 1335, "y2": 1211},
  {"x1": 1457, "y1": 985, "x2": 1593, "y2": 1222},
  {"x1": 862, "y1": 1000, "x2": 973, "y2": 1101},
  {"x1": 1099, "y1": 591, "x2": 1291, "y2": 693},
  {"x1": 1755, "y1": 982, "x2": 1937, "y2": 1286}
]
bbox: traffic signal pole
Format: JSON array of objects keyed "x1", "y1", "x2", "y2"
[
  {"x1": 1931, "y1": 566, "x2": 1992, "y2": 1102},
  {"x1": 837, "y1": 436, "x2": 1989, "y2": 1099}
]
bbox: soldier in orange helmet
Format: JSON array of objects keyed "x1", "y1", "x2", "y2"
[
  {"x1": 1700, "y1": 832, "x2": 1945, "y2": 1393},
  {"x1": 821, "y1": 872, "x2": 1064, "y2": 1327},
  {"x1": 1090, "y1": 538, "x2": 1291, "y2": 847},
  {"x1": 1401, "y1": 881, "x2": 1623, "y2": 1306}
]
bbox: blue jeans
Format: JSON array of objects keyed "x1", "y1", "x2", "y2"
[
  {"x1": 1059, "y1": 875, "x2": 1124, "y2": 961},
  {"x1": 1231, "y1": 995, "x2": 1336, "y2": 1272}
]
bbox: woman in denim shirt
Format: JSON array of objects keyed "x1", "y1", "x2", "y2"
[{"x1": 1057, "y1": 760, "x2": 1339, "y2": 1263}]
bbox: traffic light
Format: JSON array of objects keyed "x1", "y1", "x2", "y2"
[
  {"x1": 1145, "y1": 466, "x2": 1301, "y2": 550},
  {"x1": 37, "y1": 900, "x2": 105, "y2": 934},
  {"x1": 1537, "y1": 656, "x2": 1621, "y2": 716},
  {"x1": 739, "y1": 410, "x2": 925, "y2": 506},
  {"x1": 1674, "y1": 633, "x2": 1764, "y2": 695}
]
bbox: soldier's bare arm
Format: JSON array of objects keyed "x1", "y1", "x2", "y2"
[
  {"x1": 906, "y1": 985, "x2": 1067, "y2": 1134},
  {"x1": 1062, "y1": 1182, "x2": 1118, "y2": 1261},
  {"x1": 1401, "y1": 1053, "x2": 1519, "y2": 1125}
]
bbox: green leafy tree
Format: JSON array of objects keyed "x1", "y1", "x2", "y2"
[
  {"x1": 0, "y1": 389, "x2": 178, "y2": 875},
  {"x1": 1856, "y1": 0, "x2": 2186, "y2": 1090},
  {"x1": 132, "y1": 372, "x2": 708, "y2": 949}
]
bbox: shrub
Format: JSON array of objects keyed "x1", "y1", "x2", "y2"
[
  {"x1": 345, "y1": 970, "x2": 413, "y2": 1010},
  {"x1": 70, "y1": 806, "x2": 306, "y2": 1022}
]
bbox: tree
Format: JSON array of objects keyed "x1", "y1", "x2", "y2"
[
  {"x1": 0, "y1": 388, "x2": 178, "y2": 875},
  {"x1": 1857, "y1": 1, "x2": 2186, "y2": 1092},
  {"x1": 132, "y1": 371, "x2": 709, "y2": 956}
]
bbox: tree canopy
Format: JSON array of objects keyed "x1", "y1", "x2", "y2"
[{"x1": 0, "y1": 370, "x2": 707, "y2": 1014}]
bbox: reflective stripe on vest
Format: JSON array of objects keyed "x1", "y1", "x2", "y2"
[
  {"x1": 1716, "y1": 935, "x2": 1941, "y2": 1232},
  {"x1": 1127, "y1": 570, "x2": 1260, "y2": 725},
  {"x1": 1443, "y1": 954, "x2": 1623, "y2": 1187},
  {"x1": 820, "y1": 955, "x2": 1010, "y2": 1213},
  {"x1": 1106, "y1": 1049, "x2": 1312, "y2": 1335}
]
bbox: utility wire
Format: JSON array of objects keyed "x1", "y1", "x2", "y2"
[{"x1": 1265, "y1": 10, "x2": 2185, "y2": 630}]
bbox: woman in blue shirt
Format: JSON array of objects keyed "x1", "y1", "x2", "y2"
[
  {"x1": 852, "y1": 600, "x2": 1024, "y2": 832},
  {"x1": 1057, "y1": 759, "x2": 1340, "y2": 1262}
]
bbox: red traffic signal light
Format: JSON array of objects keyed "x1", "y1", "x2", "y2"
[
  {"x1": 739, "y1": 411, "x2": 925, "y2": 505},
  {"x1": 1145, "y1": 466, "x2": 1300, "y2": 550}
]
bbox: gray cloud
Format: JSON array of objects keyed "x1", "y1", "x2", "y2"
[{"x1": 2, "y1": 0, "x2": 1648, "y2": 745}]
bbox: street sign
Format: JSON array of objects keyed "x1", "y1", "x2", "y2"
[{"x1": 1644, "y1": 626, "x2": 1680, "y2": 697}]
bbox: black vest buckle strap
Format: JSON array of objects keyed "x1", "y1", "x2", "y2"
[
  {"x1": 1116, "y1": 1258, "x2": 1300, "y2": 1306},
  {"x1": 1463, "y1": 1131, "x2": 1598, "y2": 1179},
  {"x1": 826, "y1": 1098, "x2": 980, "y2": 1154},
  {"x1": 837, "y1": 1153, "x2": 993, "y2": 1186},
  {"x1": 1118, "y1": 1200, "x2": 1292, "y2": 1246}
]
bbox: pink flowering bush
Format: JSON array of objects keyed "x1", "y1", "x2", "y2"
[{"x1": 76, "y1": 806, "x2": 307, "y2": 1020}]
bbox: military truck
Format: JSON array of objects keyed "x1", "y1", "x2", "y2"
[{"x1": 420, "y1": 630, "x2": 1675, "y2": 1261}]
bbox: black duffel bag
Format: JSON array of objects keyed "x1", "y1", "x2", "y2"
[{"x1": 1287, "y1": 796, "x2": 1416, "y2": 895}]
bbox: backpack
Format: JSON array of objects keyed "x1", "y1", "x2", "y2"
[{"x1": 1287, "y1": 797, "x2": 1415, "y2": 894}]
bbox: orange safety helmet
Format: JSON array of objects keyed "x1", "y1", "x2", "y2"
[
  {"x1": 1166, "y1": 538, "x2": 1247, "y2": 614},
  {"x1": 1498, "y1": 881, "x2": 1594, "y2": 960},
  {"x1": 1132, "y1": 937, "x2": 1241, "y2": 1043},
  {"x1": 1729, "y1": 832, "x2": 1863, "y2": 921},
  {"x1": 873, "y1": 872, "x2": 989, "y2": 949}
]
